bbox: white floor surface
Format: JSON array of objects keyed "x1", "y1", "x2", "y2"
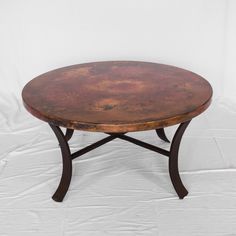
[{"x1": 0, "y1": 97, "x2": 236, "y2": 235}]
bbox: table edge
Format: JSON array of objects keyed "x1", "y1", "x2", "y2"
[{"x1": 22, "y1": 95, "x2": 212, "y2": 133}]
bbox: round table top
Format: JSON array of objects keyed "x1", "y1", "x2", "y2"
[{"x1": 22, "y1": 61, "x2": 212, "y2": 133}]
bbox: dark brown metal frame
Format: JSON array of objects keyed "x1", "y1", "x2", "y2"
[{"x1": 49, "y1": 120, "x2": 191, "y2": 202}]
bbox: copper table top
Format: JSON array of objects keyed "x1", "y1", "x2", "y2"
[{"x1": 22, "y1": 61, "x2": 212, "y2": 132}]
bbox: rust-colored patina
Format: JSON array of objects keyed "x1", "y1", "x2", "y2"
[{"x1": 22, "y1": 61, "x2": 212, "y2": 132}]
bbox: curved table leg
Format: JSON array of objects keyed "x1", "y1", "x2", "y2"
[
  {"x1": 156, "y1": 128, "x2": 170, "y2": 143},
  {"x1": 65, "y1": 128, "x2": 74, "y2": 141},
  {"x1": 169, "y1": 120, "x2": 191, "y2": 199},
  {"x1": 49, "y1": 124, "x2": 72, "y2": 202}
]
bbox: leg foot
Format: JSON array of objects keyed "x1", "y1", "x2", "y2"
[
  {"x1": 49, "y1": 124, "x2": 72, "y2": 202},
  {"x1": 156, "y1": 128, "x2": 170, "y2": 143},
  {"x1": 169, "y1": 120, "x2": 191, "y2": 199}
]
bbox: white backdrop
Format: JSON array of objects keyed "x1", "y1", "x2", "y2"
[
  {"x1": 1, "y1": 1, "x2": 236, "y2": 235},
  {"x1": 224, "y1": 0, "x2": 236, "y2": 101},
  {"x1": 0, "y1": 0, "x2": 233, "y2": 100}
]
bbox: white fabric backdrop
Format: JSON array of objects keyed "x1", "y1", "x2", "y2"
[
  {"x1": 0, "y1": 0, "x2": 229, "y2": 99},
  {"x1": 224, "y1": 0, "x2": 236, "y2": 101},
  {"x1": 1, "y1": 1, "x2": 236, "y2": 235}
]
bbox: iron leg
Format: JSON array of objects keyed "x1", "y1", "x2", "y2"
[
  {"x1": 168, "y1": 120, "x2": 191, "y2": 199},
  {"x1": 49, "y1": 124, "x2": 72, "y2": 202},
  {"x1": 156, "y1": 128, "x2": 170, "y2": 143}
]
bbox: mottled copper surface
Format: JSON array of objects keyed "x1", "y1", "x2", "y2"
[{"x1": 22, "y1": 61, "x2": 213, "y2": 132}]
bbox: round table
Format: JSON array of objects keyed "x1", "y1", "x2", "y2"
[{"x1": 22, "y1": 61, "x2": 213, "y2": 202}]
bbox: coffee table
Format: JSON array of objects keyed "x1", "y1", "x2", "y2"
[{"x1": 22, "y1": 61, "x2": 212, "y2": 202}]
